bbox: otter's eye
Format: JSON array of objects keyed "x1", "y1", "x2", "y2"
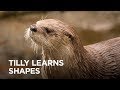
[{"x1": 44, "y1": 27, "x2": 54, "y2": 34}]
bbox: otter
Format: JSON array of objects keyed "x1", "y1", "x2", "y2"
[{"x1": 25, "y1": 19, "x2": 120, "y2": 79}]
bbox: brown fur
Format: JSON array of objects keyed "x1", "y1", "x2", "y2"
[{"x1": 25, "y1": 19, "x2": 120, "y2": 79}]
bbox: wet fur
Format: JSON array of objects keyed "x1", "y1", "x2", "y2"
[{"x1": 25, "y1": 19, "x2": 120, "y2": 79}]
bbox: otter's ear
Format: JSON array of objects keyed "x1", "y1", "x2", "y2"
[{"x1": 64, "y1": 31, "x2": 74, "y2": 41}]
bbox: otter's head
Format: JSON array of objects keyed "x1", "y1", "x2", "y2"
[{"x1": 25, "y1": 19, "x2": 82, "y2": 59}]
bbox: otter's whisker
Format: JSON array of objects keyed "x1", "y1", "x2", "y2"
[
  {"x1": 41, "y1": 45, "x2": 46, "y2": 60},
  {"x1": 44, "y1": 15, "x2": 48, "y2": 20}
]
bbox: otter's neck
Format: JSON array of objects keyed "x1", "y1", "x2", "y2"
[{"x1": 40, "y1": 39, "x2": 100, "y2": 79}]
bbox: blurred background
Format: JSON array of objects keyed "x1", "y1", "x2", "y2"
[{"x1": 0, "y1": 11, "x2": 120, "y2": 79}]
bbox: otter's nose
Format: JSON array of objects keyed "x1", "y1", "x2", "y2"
[{"x1": 30, "y1": 25, "x2": 37, "y2": 32}]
